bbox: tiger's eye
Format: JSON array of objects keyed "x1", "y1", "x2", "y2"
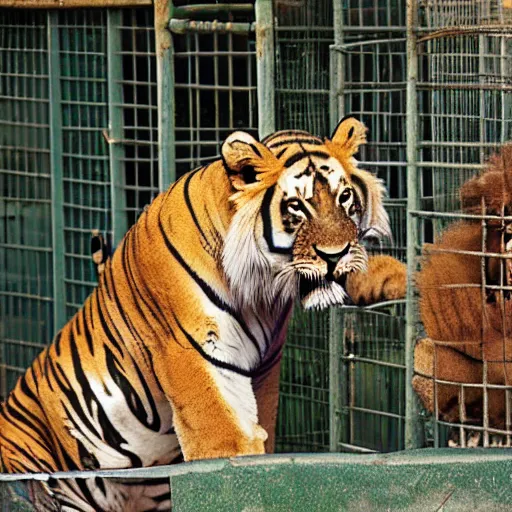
[
  {"x1": 287, "y1": 199, "x2": 302, "y2": 214},
  {"x1": 339, "y1": 189, "x2": 352, "y2": 204}
]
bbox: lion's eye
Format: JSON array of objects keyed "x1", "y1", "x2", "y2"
[{"x1": 339, "y1": 189, "x2": 352, "y2": 205}]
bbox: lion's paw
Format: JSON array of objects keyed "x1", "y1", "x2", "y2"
[{"x1": 346, "y1": 255, "x2": 407, "y2": 306}]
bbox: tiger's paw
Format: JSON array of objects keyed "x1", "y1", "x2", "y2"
[
  {"x1": 184, "y1": 426, "x2": 267, "y2": 462},
  {"x1": 346, "y1": 255, "x2": 407, "y2": 306}
]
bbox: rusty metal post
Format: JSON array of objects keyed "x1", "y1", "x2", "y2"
[
  {"x1": 255, "y1": 0, "x2": 275, "y2": 138},
  {"x1": 154, "y1": 0, "x2": 176, "y2": 190},
  {"x1": 405, "y1": 0, "x2": 423, "y2": 450}
]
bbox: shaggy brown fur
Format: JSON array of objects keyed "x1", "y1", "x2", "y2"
[
  {"x1": 348, "y1": 145, "x2": 512, "y2": 432},
  {"x1": 414, "y1": 145, "x2": 512, "y2": 430}
]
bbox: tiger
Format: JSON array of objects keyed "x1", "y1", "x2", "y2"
[{"x1": 0, "y1": 117, "x2": 400, "y2": 511}]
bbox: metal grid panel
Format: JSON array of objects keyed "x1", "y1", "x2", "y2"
[
  {"x1": 419, "y1": 0, "x2": 512, "y2": 31},
  {"x1": 57, "y1": 10, "x2": 112, "y2": 316},
  {"x1": 341, "y1": 0, "x2": 405, "y2": 30},
  {"x1": 118, "y1": 8, "x2": 159, "y2": 227},
  {"x1": 276, "y1": 306, "x2": 330, "y2": 453},
  {"x1": 411, "y1": 1, "x2": 512, "y2": 447},
  {"x1": 333, "y1": 0, "x2": 408, "y2": 454},
  {"x1": 417, "y1": 34, "x2": 512, "y2": 233},
  {"x1": 274, "y1": 0, "x2": 334, "y2": 454},
  {"x1": 276, "y1": 0, "x2": 408, "y2": 454},
  {"x1": 0, "y1": 10, "x2": 53, "y2": 395},
  {"x1": 173, "y1": 27, "x2": 258, "y2": 178},
  {"x1": 339, "y1": 37, "x2": 407, "y2": 260},
  {"x1": 0, "y1": 7, "x2": 160, "y2": 398},
  {"x1": 275, "y1": 0, "x2": 333, "y2": 135},
  {"x1": 337, "y1": 304, "x2": 406, "y2": 452}
]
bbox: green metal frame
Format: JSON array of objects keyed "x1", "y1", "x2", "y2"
[
  {"x1": 3, "y1": 450, "x2": 512, "y2": 511},
  {"x1": 107, "y1": 9, "x2": 128, "y2": 247},
  {"x1": 48, "y1": 11, "x2": 67, "y2": 333},
  {"x1": 154, "y1": 0, "x2": 175, "y2": 191},
  {"x1": 255, "y1": 0, "x2": 275, "y2": 138}
]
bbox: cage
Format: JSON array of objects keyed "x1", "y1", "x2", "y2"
[
  {"x1": 275, "y1": 0, "x2": 409, "y2": 454},
  {"x1": 0, "y1": 0, "x2": 408, "y2": 458},
  {"x1": 406, "y1": 0, "x2": 512, "y2": 448},
  {"x1": 2, "y1": 0, "x2": 512, "y2": 508},
  {"x1": 0, "y1": 4, "x2": 160, "y2": 398}
]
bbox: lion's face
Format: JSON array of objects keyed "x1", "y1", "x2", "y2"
[
  {"x1": 222, "y1": 118, "x2": 391, "y2": 310},
  {"x1": 485, "y1": 222, "x2": 512, "y2": 298}
]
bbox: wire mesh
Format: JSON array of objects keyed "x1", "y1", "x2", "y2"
[
  {"x1": 0, "y1": 9, "x2": 53, "y2": 397},
  {"x1": 341, "y1": 0, "x2": 406, "y2": 30},
  {"x1": 412, "y1": 1, "x2": 512, "y2": 447},
  {"x1": 419, "y1": 0, "x2": 512, "y2": 32},
  {"x1": 332, "y1": 1, "x2": 408, "y2": 452},
  {"x1": 275, "y1": 0, "x2": 407, "y2": 454},
  {"x1": 273, "y1": 0, "x2": 334, "y2": 454},
  {"x1": 172, "y1": 6, "x2": 258, "y2": 178},
  {"x1": 337, "y1": 303, "x2": 406, "y2": 452},
  {"x1": 274, "y1": 0, "x2": 333, "y2": 135},
  {"x1": 0, "y1": 7, "x2": 160, "y2": 399},
  {"x1": 336, "y1": 36, "x2": 407, "y2": 260},
  {"x1": 276, "y1": 305, "x2": 331, "y2": 453},
  {"x1": 118, "y1": 8, "x2": 159, "y2": 226},
  {"x1": 57, "y1": 10, "x2": 112, "y2": 316}
]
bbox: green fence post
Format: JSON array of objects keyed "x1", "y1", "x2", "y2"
[
  {"x1": 329, "y1": 308, "x2": 342, "y2": 452},
  {"x1": 405, "y1": 0, "x2": 423, "y2": 450},
  {"x1": 107, "y1": 10, "x2": 128, "y2": 248},
  {"x1": 154, "y1": 0, "x2": 176, "y2": 190},
  {"x1": 48, "y1": 11, "x2": 67, "y2": 332},
  {"x1": 255, "y1": 0, "x2": 275, "y2": 138},
  {"x1": 330, "y1": 0, "x2": 344, "y2": 131}
]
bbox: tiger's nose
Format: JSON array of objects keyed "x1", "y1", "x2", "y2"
[{"x1": 314, "y1": 243, "x2": 351, "y2": 265}]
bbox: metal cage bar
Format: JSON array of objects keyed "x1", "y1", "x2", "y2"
[
  {"x1": 154, "y1": 0, "x2": 175, "y2": 191},
  {"x1": 107, "y1": 9, "x2": 128, "y2": 247},
  {"x1": 405, "y1": 0, "x2": 423, "y2": 450},
  {"x1": 48, "y1": 11, "x2": 67, "y2": 332}
]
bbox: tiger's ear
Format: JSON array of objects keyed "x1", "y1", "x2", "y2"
[
  {"x1": 221, "y1": 131, "x2": 284, "y2": 204},
  {"x1": 329, "y1": 116, "x2": 368, "y2": 157},
  {"x1": 324, "y1": 117, "x2": 368, "y2": 177}
]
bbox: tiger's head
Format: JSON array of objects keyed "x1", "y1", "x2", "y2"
[{"x1": 221, "y1": 117, "x2": 391, "y2": 310}]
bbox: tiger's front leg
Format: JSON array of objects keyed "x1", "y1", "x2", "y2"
[{"x1": 153, "y1": 347, "x2": 267, "y2": 461}]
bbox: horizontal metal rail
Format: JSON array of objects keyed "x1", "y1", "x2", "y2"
[{"x1": 169, "y1": 19, "x2": 255, "y2": 35}]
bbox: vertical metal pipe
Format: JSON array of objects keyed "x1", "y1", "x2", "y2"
[
  {"x1": 328, "y1": 0, "x2": 345, "y2": 453},
  {"x1": 329, "y1": 308, "x2": 342, "y2": 452},
  {"x1": 480, "y1": 199, "x2": 489, "y2": 447},
  {"x1": 405, "y1": 0, "x2": 423, "y2": 449},
  {"x1": 154, "y1": 0, "x2": 176, "y2": 191},
  {"x1": 48, "y1": 11, "x2": 67, "y2": 332},
  {"x1": 255, "y1": 0, "x2": 275, "y2": 138},
  {"x1": 107, "y1": 9, "x2": 128, "y2": 248},
  {"x1": 330, "y1": 0, "x2": 344, "y2": 132}
]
